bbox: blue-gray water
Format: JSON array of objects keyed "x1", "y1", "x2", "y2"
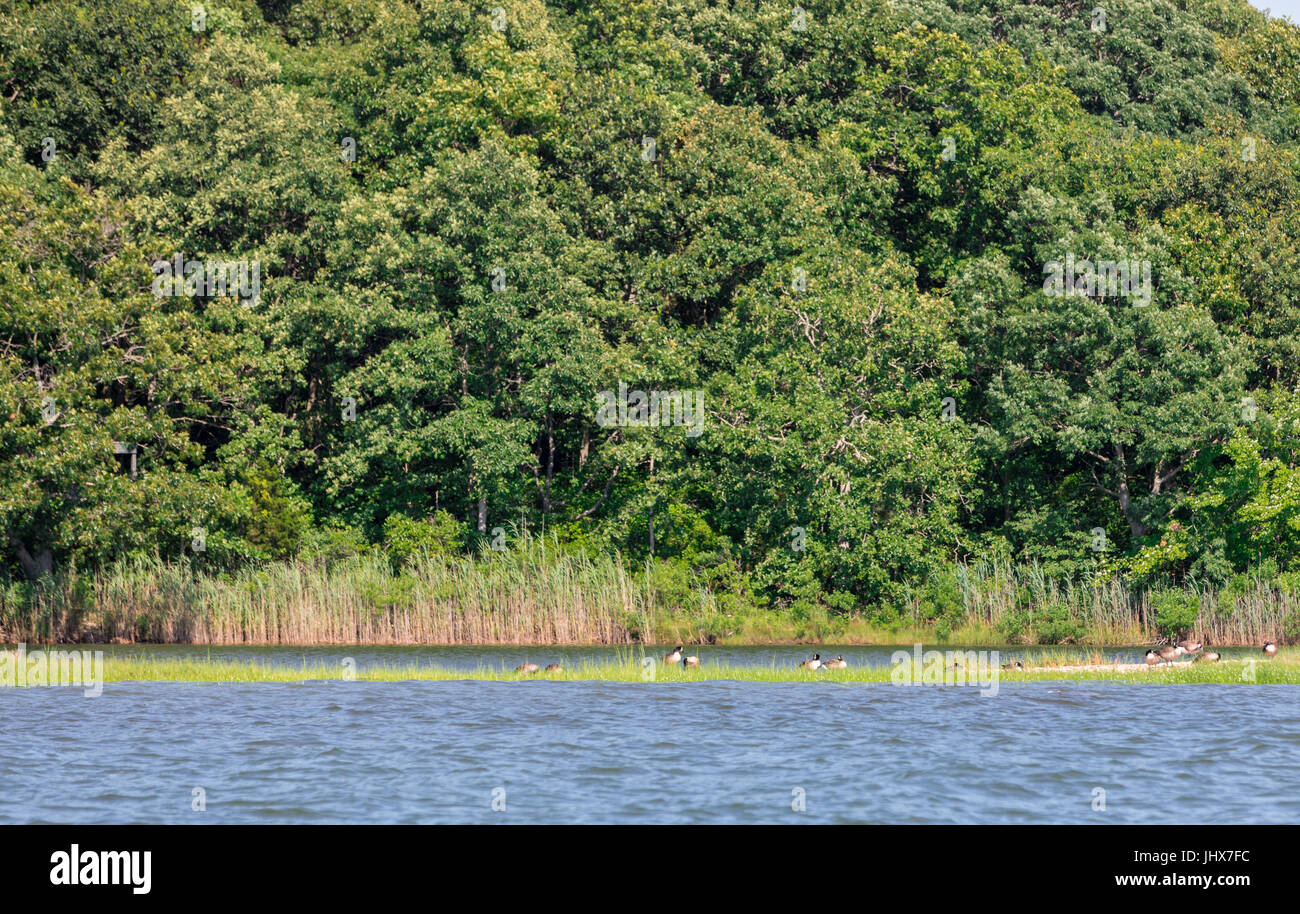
[{"x1": 2, "y1": 647, "x2": 1297, "y2": 823}]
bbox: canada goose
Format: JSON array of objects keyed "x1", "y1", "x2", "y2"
[
  {"x1": 1263, "y1": 641, "x2": 1278, "y2": 656},
  {"x1": 1176, "y1": 639, "x2": 1203, "y2": 653},
  {"x1": 514, "y1": 663, "x2": 540, "y2": 674},
  {"x1": 1193, "y1": 651, "x2": 1221, "y2": 663},
  {"x1": 682, "y1": 655, "x2": 700, "y2": 668},
  {"x1": 544, "y1": 663, "x2": 563, "y2": 673},
  {"x1": 1144, "y1": 650, "x2": 1162, "y2": 666},
  {"x1": 1157, "y1": 645, "x2": 1185, "y2": 664},
  {"x1": 799, "y1": 653, "x2": 823, "y2": 670},
  {"x1": 662, "y1": 646, "x2": 683, "y2": 665},
  {"x1": 1001, "y1": 660, "x2": 1024, "y2": 670},
  {"x1": 823, "y1": 655, "x2": 848, "y2": 669}
]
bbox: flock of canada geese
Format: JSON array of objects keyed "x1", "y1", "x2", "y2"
[
  {"x1": 1142, "y1": 640, "x2": 1279, "y2": 666},
  {"x1": 512, "y1": 646, "x2": 848, "y2": 673},
  {"x1": 512, "y1": 641, "x2": 1283, "y2": 674}
]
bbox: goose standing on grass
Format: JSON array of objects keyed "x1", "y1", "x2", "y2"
[
  {"x1": 682, "y1": 655, "x2": 700, "y2": 668},
  {"x1": 1157, "y1": 645, "x2": 1185, "y2": 664},
  {"x1": 514, "y1": 662, "x2": 540, "y2": 674},
  {"x1": 1176, "y1": 639, "x2": 1203, "y2": 653},
  {"x1": 544, "y1": 664, "x2": 563, "y2": 673},
  {"x1": 662, "y1": 646, "x2": 683, "y2": 665},
  {"x1": 823, "y1": 655, "x2": 847, "y2": 669},
  {"x1": 1263, "y1": 641, "x2": 1278, "y2": 656},
  {"x1": 1144, "y1": 650, "x2": 1162, "y2": 666},
  {"x1": 1194, "y1": 651, "x2": 1221, "y2": 663},
  {"x1": 800, "y1": 653, "x2": 823, "y2": 670}
]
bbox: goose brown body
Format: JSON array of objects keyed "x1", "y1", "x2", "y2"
[{"x1": 1156, "y1": 645, "x2": 1185, "y2": 663}]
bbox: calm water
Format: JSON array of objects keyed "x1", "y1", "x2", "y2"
[{"x1": 1, "y1": 651, "x2": 1297, "y2": 823}]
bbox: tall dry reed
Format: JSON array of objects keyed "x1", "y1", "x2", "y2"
[
  {"x1": 2, "y1": 549, "x2": 1295, "y2": 645},
  {"x1": 1, "y1": 537, "x2": 660, "y2": 644}
]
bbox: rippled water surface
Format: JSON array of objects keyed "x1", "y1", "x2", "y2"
[{"x1": 2, "y1": 672, "x2": 1296, "y2": 823}]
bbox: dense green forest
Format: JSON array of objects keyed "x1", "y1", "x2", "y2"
[{"x1": 5, "y1": 0, "x2": 1300, "y2": 642}]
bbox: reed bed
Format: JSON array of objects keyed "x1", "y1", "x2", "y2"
[
  {"x1": 937, "y1": 559, "x2": 1298, "y2": 646},
  {"x1": 1, "y1": 549, "x2": 1297, "y2": 646},
  {"x1": 0, "y1": 542, "x2": 657, "y2": 645}
]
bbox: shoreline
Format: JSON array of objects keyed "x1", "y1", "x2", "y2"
[{"x1": 2, "y1": 653, "x2": 1292, "y2": 685}]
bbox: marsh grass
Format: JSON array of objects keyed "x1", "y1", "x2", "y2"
[
  {"x1": 2, "y1": 547, "x2": 1297, "y2": 647},
  {"x1": 84, "y1": 649, "x2": 1300, "y2": 685},
  {"x1": 1, "y1": 543, "x2": 654, "y2": 645},
  {"x1": 945, "y1": 559, "x2": 1298, "y2": 646}
]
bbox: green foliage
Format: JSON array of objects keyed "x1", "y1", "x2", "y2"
[
  {"x1": 0, "y1": 0, "x2": 196, "y2": 170},
  {"x1": 383, "y1": 511, "x2": 464, "y2": 567},
  {"x1": 5, "y1": 0, "x2": 1300, "y2": 643},
  {"x1": 1151, "y1": 588, "x2": 1201, "y2": 638}
]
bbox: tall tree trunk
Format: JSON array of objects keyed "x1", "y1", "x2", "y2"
[
  {"x1": 1113, "y1": 443, "x2": 1147, "y2": 538},
  {"x1": 12, "y1": 538, "x2": 52, "y2": 581},
  {"x1": 543, "y1": 413, "x2": 554, "y2": 515}
]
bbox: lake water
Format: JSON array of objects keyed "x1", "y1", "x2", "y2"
[{"x1": 2, "y1": 646, "x2": 1297, "y2": 824}]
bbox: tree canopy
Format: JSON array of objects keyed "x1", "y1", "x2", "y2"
[{"x1": 4, "y1": 0, "x2": 1300, "y2": 618}]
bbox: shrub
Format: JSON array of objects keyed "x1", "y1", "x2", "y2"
[
  {"x1": 1033, "y1": 601, "x2": 1086, "y2": 644},
  {"x1": 1151, "y1": 589, "x2": 1201, "y2": 639},
  {"x1": 383, "y1": 511, "x2": 464, "y2": 568}
]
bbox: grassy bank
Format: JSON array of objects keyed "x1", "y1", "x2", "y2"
[
  {"x1": 48, "y1": 648, "x2": 1300, "y2": 685},
  {"x1": 2, "y1": 544, "x2": 1297, "y2": 647}
]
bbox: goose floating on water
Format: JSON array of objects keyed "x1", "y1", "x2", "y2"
[
  {"x1": 662, "y1": 646, "x2": 683, "y2": 665},
  {"x1": 823, "y1": 655, "x2": 847, "y2": 669},
  {"x1": 515, "y1": 662, "x2": 540, "y2": 674},
  {"x1": 544, "y1": 664, "x2": 563, "y2": 673},
  {"x1": 682, "y1": 655, "x2": 700, "y2": 668},
  {"x1": 800, "y1": 653, "x2": 823, "y2": 670}
]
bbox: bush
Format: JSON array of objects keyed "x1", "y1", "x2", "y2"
[
  {"x1": 1033, "y1": 601, "x2": 1087, "y2": 645},
  {"x1": 299, "y1": 523, "x2": 371, "y2": 568},
  {"x1": 1151, "y1": 589, "x2": 1201, "y2": 639},
  {"x1": 996, "y1": 609, "x2": 1030, "y2": 643},
  {"x1": 383, "y1": 511, "x2": 464, "y2": 568}
]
